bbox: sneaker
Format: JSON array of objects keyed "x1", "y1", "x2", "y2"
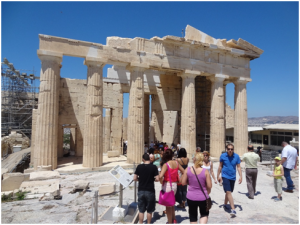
[
  {"x1": 274, "y1": 197, "x2": 282, "y2": 202},
  {"x1": 230, "y1": 209, "x2": 236, "y2": 216},
  {"x1": 173, "y1": 219, "x2": 177, "y2": 224},
  {"x1": 284, "y1": 189, "x2": 293, "y2": 193}
]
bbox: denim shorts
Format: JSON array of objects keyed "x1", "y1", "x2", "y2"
[
  {"x1": 222, "y1": 177, "x2": 235, "y2": 193},
  {"x1": 138, "y1": 191, "x2": 156, "y2": 213}
]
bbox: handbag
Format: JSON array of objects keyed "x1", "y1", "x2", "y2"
[
  {"x1": 159, "y1": 163, "x2": 175, "y2": 207},
  {"x1": 192, "y1": 166, "x2": 212, "y2": 211}
]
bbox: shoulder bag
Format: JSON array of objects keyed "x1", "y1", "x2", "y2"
[
  {"x1": 192, "y1": 166, "x2": 212, "y2": 211},
  {"x1": 159, "y1": 163, "x2": 175, "y2": 206}
]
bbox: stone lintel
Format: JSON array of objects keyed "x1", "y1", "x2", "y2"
[
  {"x1": 84, "y1": 57, "x2": 107, "y2": 67},
  {"x1": 37, "y1": 50, "x2": 63, "y2": 63}
]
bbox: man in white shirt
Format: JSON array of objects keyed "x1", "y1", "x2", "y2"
[{"x1": 281, "y1": 141, "x2": 298, "y2": 193}]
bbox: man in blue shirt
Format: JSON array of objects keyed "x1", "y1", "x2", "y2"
[{"x1": 217, "y1": 144, "x2": 242, "y2": 217}]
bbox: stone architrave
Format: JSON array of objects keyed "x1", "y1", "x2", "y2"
[
  {"x1": 144, "y1": 94, "x2": 150, "y2": 145},
  {"x1": 208, "y1": 74, "x2": 228, "y2": 157},
  {"x1": 104, "y1": 108, "x2": 112, "y2": 153},
  {"x1": 82, "y1": 57, "x2": 106, "y2": 168},
  {"x1": 178, "y1": 70, "x2": 199, "y2": 158},
  {"x1": 127, "y1": 63, "x2": 148, "y2": 164},
  {"x1": 234, "y1": 77, "x2": 251, "y2": 156},
  {"x1": 35, "y1": 50, "x2": 63, "y2": 170}
]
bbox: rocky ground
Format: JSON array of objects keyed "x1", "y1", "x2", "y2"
[{"x1": 1, "y1": 162, "x2": 299, "y2": 224}]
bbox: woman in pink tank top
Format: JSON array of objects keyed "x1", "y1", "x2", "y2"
[
  {"x1": 159, "y1": 149, "x2": 185, "y2": 224},
  {"x1": 182, "y1": 152, "x2": 212, "y2": 224}
]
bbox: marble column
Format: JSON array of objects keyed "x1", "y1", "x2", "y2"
[
  {"x1": 144, "y1": 94, "x2": 150, "y2": 146},
  {"x1": 35, "y1": 50, "x2": 62, "y2": 170},
  {"x1": 127, "y1": 64, "x2": 148, "y2": 164},
  {"x1": 30, "y1": 109, "x2": 37, "y2": 166},
  {"x1": 82, "y1": 57, "x2": 106, "y2": 168},
  {"x1": 234, "y1": 77, "x2": 251, "y2": 156},
  {"x1": 178, "y1": 71, "x2": 199, "y2": 158},
  {"x1": 208, "y1": 74, "x2": 228, "y2": 157},
  {"x1": 104, "y1": 108, "x2": 112, "y2": 153}
]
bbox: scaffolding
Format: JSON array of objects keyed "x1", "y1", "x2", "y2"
[{"x1": 1, "y1": 58, "x2": 39, "y2": 138}]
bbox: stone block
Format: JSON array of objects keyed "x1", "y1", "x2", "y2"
[
  {"x1": 1, "y1": 168, "x2": 8, "y2": 179},
  {"x1": 37, "y1": 165, "x2": 52, "y2": 171},
  {"x1": 29, "y1": 171, "x2": 60, "y2": 181},
  {"x1": 24, "y1": 168, "x2": 35, "y2": 173},
  {"x1": 1, "y1": 173, "x2": 30, "y2": 191},
  {"x1": 107, "y1": 151, "x2": 120, "y2": 158},
  {"x1": 73, "y1": 180, "x2": 89, "y2": 190},
  {"x1": 98, "y1": 182, "x2": 116, "y2": 195},
  {"x1": 19, "y1": 179, "x2": 60, "y2": 196}
]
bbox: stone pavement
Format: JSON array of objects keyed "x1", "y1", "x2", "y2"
[{"x1": 1, "y1": 161, "x2": 299, "y2": 224}]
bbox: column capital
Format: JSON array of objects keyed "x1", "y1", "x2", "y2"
[
  {"x1": 84, "y1": 57, "x2": 107, "y2": 67},
  {"x1": 37, "y1": 50, "x2": 63, "y2": 63},
  {"x1": 126, "y1": 62, "x2": 149, "y2": 72},
  {"x1": 233, "y1": 77, "x2": 252, "y2": 85},
  {"x1": 178, "y1": 70, "x2": 200, "y2": 78},
  {"x1": 207, "y1": 74, "x2": 229, "y2": 82}
]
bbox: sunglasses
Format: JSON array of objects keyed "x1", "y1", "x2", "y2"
[
  {"x1": 203, "y1": 154, "x2": 208, "y2": 157},
  {"x1": 227, "y1": 148, "x2": 234, "y2": 151}
]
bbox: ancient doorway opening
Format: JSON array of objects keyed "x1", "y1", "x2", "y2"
[{"x1": 62, "y1": 124, "x2": 77, "y2": 157}]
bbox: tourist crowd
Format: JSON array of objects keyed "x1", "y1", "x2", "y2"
[{"x1": 133, "y1": 141, "x2": 298, "y2": 224}]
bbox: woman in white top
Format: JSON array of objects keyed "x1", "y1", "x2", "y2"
[{"x1": 201, "y1": 151, "x2": 217, "y2": 184}]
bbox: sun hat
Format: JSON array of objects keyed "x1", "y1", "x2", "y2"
[{"x1": 274, "y1": 156, "x2": 281, "y2": 161}]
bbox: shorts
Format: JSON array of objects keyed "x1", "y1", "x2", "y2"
[
  {"x1": 137, "y1": 191, "x2": 156, "y2": 213},
  {"x1": 186, "y1": 198, "x2": 209, "y2": 222},
  {"x1": 274, "y1": 178, "x2": 283, "y2": 195},
  {"x1": 162, "y1": 182, "x2": 177, "y2": 195},
  {"x1": 222, "y1": 177, "x2": 235, "y2": 193}
]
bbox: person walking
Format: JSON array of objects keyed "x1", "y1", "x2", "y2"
[
  {"x1": 134, "y1": 153, "x2": 159, "y2": 224},
  {"x1": 273, "y1": 156, "x2": 284, "y2": 202},
  {"x1": 201, "y1": 151, "x2": 217, "y2": 184},
  {"x1": 181, "y1": 152, "x2": 212, "y2": 224},
  {"x1": 176, "y1": 148, "x2": 189, "y2": 208},
  {"x1": 241, "y1": 145, "x2": 260, "y2": 199},
  {"x1": 153, "y1": 149, "x2": 161, "y2": 168},
  {"x1": 281, "y1": 141, "x2": 298, "y2": 193},
  {"x1": 217, "y1": 144, "x2": 242, "y2": 216},
  {"x1": 159, "y1": 149, "x2": 185, "y2": 224}
]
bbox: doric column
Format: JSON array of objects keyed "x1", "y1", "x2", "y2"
[
  {"x1": 144, "y1": 94, "x2": 150, "y2": 145},
  {"x1": 127, "y1": 63, "x2": 148, "y2": 164},
  {"x1": 35, "y1": 50, "x2": 62, "y2": 170},
  {"x1": 82, "y1": 57, "x2": 106, "y2": 168},
  {"x1": 234, "y1": 77, "x2": 251, "y2": 156},
  {"x1": 178, "y1": 70, "x2": 199, "y2": 158},
  {"x1": 30, "y1": 109, "x2": 37, "y2": 166},
  {"x1": 207, "y1": 74, "x2": 228, "y2": 157},
  {"x1": 223, "y1": 80, "x2": 230, "y2": 145},
  {"x1": 104, "y1": 108, "x2": 112, "y2": 153}
]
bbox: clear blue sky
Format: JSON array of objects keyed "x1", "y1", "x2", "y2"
[{"x1": 1, "y1": 1, "x2": 299, "y2": 118}]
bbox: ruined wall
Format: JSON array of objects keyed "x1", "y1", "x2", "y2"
[
  {"x1": 225, "y1": 103, "x2": 234, "y2": 129},
  {"x1": 103, "y1": 83, "x2": 123, "y2": 156},
  {"x1": 195, "y1": 76, "x2": 211, "y2": 151},
  {"x1": 57, "y1": 78, "x2": 123, "y2": 157},
  {"x1": 58, "y1": 79, "x2": 86, "y2": 157},
  {"x1": 151, "y1": 74, "x2": 181, "y2": 143}
]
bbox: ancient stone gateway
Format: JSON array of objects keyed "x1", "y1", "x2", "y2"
[{"x1": 32, "y1": 25, "x2": 263, "y2": 169}]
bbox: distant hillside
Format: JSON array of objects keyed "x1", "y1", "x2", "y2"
[{"x1": 248, "y1": 116, "x2": 299, "y2": 126}]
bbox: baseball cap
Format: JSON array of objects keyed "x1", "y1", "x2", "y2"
[{"x1": 274, "y1": 156, "x2": 281, "y2": 161}]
